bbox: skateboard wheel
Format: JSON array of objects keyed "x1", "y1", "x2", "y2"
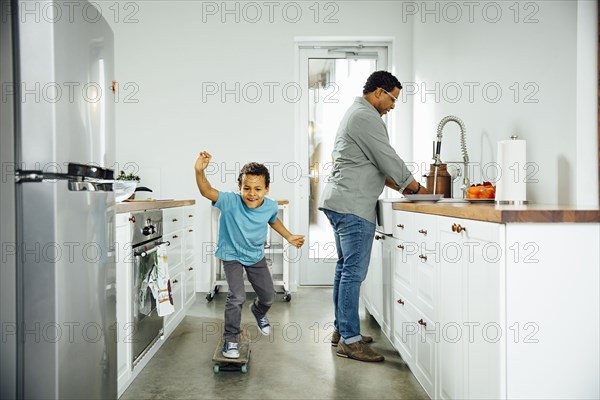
[
  {"x1": 206, "y1": 293, "x2": 214, "y2": 302},
  {"x1": 241, "y1": 364, "x2": 247, "y2": 373},
  {"x1": 213, "y1": 364, "x2": 220, "y2": 373},
  {"x1": 283, "y1": 293, "x2": 291, "y2": 302}
]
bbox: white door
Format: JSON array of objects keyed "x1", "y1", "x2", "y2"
[{"x1": 296, "y1": 42, "x2": 389, "y2": 285}]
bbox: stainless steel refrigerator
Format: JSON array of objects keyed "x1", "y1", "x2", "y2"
[{"x1": 1, "y1": 1, "x2": 117, "y2": 398}]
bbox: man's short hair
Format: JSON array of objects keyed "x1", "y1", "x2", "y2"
[
  {"x1": 363, "y1": 71, "x2": 402, "y2": 95},
  {"x1": 238, "y1": 162, "x2": 270, "y2": 188}
]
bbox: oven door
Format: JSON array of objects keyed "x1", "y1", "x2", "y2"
[{"x1": 132, "y1": 241, "x2": 164, "y2": 366}]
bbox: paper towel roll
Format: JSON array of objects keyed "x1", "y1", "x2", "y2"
[{"x1": 496, "y1": 137, "x2": 527, "y2": 204}]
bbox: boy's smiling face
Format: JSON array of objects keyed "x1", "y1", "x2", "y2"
[{"x1": 240, "y1": 174, "x2": 269, "y2": 209}]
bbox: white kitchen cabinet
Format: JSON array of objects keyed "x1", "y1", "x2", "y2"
[
  {"x1": 163, "y1": 205, "x2": 196, "y2": 336},
  {"x1": 437, "y1": 216, "x2": 505, "y2": 400},
  {"x1": 385, "y1": 208, "x2": 599, "y2": 399},
  {"x1": 504, "y1": 223, "x2": 599, "y2": 399},
  {"x1": 391, "y1": 212, "x2": 438, "y2": 398},
  {"x1": 116, "y1": 203, "x2": 196, "y2": 397},
  {"x1": 363, "y1": 232, "x2": 383, "y2": 327},
  {"x1": 115, "y1": 213, "x2": 132, "y2": 395}
]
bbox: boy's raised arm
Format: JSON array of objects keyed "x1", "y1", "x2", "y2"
[{"x1": 194, "y1": 151, "x2": 219, "y2": 203}]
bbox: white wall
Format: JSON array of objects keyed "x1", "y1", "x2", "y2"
[
  {"x1": 409, "y1": 0, "x2": 598, "y2": 205},
  {"x1": 107, "y1": 1, "x2": 415, "y2": 291},
  {"x1": 107, "y1": 0, "x2": 598, "y2": 292}
]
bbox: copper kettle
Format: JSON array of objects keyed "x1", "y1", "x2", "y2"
[{"x1": 423, "y1": 163, "x2": 452, "y2": 198}]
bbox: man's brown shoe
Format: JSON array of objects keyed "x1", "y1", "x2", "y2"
[
  {"x1": 331, "y1": 330, "x2": 373, "y2": 347},
  {"x1": 336, "y1": 341, "x2": 384, "y2": 362}
]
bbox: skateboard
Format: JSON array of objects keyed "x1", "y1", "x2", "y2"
[{"x1": 212, "y1": 335, "x2": 251, "y2": 373}]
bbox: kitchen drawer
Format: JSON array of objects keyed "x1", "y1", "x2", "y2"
[
  {"x1": 184, "y1": 265, "x2": 195, "y2": 305},
  {"x1": 414, "y1": 257, "x2": 436, "y2": 320},
  {"x1": 163, "y1": 207, "x2": 184, "y2": 234},
  {"x1": 393, "y1": 289, "x2": 416, "y2": 364},
  {"x1": 164, "y1": 272, "x2": 183, "y2": 333},
  {"x1": 393, "y1": 211, "x2": 414, "y2": 240},
  {"x1": 164, "y1": 230, "x2": 183, "y2": 270},
  {"x1": 393, "y1": 243, "x2": 413, "y2": 296},
  {"x1": 414, "y1": 315, "x2": 436, "y2": 398},
  {"x1": 412, "y1": 213, "x2": 438, "y2": 251},
  {"x1": 183, "y1": 206, "x2": 195, "y2": 228},
  {"x1": 184, "y1": 225, "x2": 195, "y2": 261}
]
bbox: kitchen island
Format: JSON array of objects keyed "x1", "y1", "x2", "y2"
[{"x1": 364, "y1": 201, "x2": 599, "y2": 399}]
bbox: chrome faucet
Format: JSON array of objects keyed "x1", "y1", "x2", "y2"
[{"x1": 434, "y1": 116, "x2": 470, "y2": 198}]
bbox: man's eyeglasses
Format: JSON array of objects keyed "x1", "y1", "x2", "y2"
[{"x1": 382, "y1": 89, "x2": 397, "y2": 104}]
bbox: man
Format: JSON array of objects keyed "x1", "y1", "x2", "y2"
[{"x1": 319, "y1": 70, "x2": 428, "y2": 362}]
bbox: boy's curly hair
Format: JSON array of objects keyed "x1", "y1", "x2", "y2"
[{"x1": 238, "y1": 162, "x2": 270, "y2": 188}]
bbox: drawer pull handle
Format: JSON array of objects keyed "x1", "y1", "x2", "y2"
[
  {"x1": 173, "y1": 235, "x2": 179, "y2": 239},
  {"x1": 418, "y1": 318, "x2": 427, "y2": 327},
  {"x1": 397, "y1": 299, "x2": 405, "y2": 305},
  {"x1": 397, "y1": 224, "x2": 404, "y2": 229},
  {"x1": 188, "y1": 267, "x2": 194, "y2": 271},
  {"x1": 375, "y1": 235, "x2": 382, "y2": 240},
  {"x1": 128, "y1": 216, "x2": 136, "y2": 223},
  {"x1": 173, "y1": 218, "x2": 178, "y2": 222},
  {"x1": 418, "y1": 229, "x2": 427, "y2": 235},
  {"x1": 189, "y1": 229, "x2": 194, "y2": 232},
  {"x1": 452, "y1": 223, "x2": 466, "y2": 233},
  {"x1": 397, "y1": 244, "x2": 404, "y2": 250},
  {"x1": 418, "y1": 254, "x2": 427, "y2": 261},
  {"x1": 188, "y1": 214, "x2": 193, "y2": 218},
  {"x1": 172, "y1": 279, "x2": 178, "y2": 284}
]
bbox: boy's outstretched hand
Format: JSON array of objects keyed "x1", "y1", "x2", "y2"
[
  {"x1": 195, "y1": 151, "x2": 212, "y2": 173},
  {"x1": 287, "y1": 235, "x2": 305, "y2": 249}
]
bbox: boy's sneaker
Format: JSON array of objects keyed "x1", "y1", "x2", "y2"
[
  {"x1": 222, "y1": 342, "x2": 240, "y2": 359},
  {"x1": 249, "y1": 303, "x2": 270, "y2": 336}
]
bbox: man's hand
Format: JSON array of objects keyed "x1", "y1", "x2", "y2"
[
  {"x1": 195, "y1": 151, "x2": 212, "y2": 174},
  {"x1": 286, "y1": 234, "x2": 305, "y2": 249}
]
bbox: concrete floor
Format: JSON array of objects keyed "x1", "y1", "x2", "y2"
[{"x1": 121, "y1": 287, "x2": 428, "y2": 399}]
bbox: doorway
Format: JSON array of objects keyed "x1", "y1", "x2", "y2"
[{"x1": 296, "y1": 42, "x2": 390, "y2": 285}]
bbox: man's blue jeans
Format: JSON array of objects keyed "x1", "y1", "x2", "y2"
[{"x1": 323, "y1": 209, "x2": 376, "y2": 345}]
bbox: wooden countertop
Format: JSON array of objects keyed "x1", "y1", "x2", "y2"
[
  {"x1": 115, "y1": 199, "x2": 287, "y2": 214},
  {"x1": 392, "y1": 201, "x2": 600, "y2": 223},
  {"x1": 115, "y1": 199, "x2": 196, "y2": 214}
]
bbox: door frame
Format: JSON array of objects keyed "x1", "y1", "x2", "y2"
[{"x1": 292, "y1": 37, "x2": 394, "y2": 287}]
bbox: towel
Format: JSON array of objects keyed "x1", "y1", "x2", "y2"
[{"x1": 149, "y1": 244, "x2": 174, "y2": 317}]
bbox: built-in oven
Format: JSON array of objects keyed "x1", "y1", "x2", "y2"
[{"x1": 130, "y1": 209, "x2": 167, "y2": 366}]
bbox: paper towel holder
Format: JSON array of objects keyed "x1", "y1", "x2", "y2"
[{"x1": 495, "y1": 134, "x2": 529, "y2": 206}]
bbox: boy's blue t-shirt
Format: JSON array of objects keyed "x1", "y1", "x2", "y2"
[{"x1": 213, "y1": 191, "x2": 278, "y2": 266}]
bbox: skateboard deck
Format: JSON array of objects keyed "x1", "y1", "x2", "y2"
[{"x1": 212, "y1": 335, "x2": 251, "y2": 373}]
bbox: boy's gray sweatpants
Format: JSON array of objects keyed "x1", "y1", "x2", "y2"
[{"x1": 222, "y1": 257, "x2": 275, "y2": 343}]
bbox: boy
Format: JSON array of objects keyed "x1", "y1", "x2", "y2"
[{"x1": 195, "y1": 151, "x2": 305, "y2": 358}]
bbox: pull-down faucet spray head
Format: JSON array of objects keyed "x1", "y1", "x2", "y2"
[{"x1": 435, "y1": 116, "x2": 470, "y2": 198}]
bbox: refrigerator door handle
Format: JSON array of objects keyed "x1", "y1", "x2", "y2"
[{"x1": 15, "y1": 163, "x2": 114, "y2": 186}]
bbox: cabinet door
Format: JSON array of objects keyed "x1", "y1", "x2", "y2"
[
  {"x1": 414, "y1": 316, "x2": 436, "y2": 398},
  {"x1": 164, "y1": 272, "x2": 184, "y2": 335},
  {"x1": 184, "y1": 264, "x2": 195, "y2": 305},
  {"x1": 438, "y1": 219, "x2": 467, "y2": 400},
  {"x1": 115, "y1": 214, "x2": 132, "y2": 388},
  {"x1": 412, "y1": 213, "x2": 437, "y2": 324},
  {"x1": 364, "y1": 233, "x2": 383, "y2": 324},
  {"x1": 438, "y1": 216, "x2": 504, "y2": 400},
  {"x1": 392, "y1": 288, "x2": 415, "y2": 364},
  {"x1": 380, "y1": 236, "x2": 394, "y2": 339},
  {"x1": 163, "y1": 207, "x2": 184, "y2": 234},
  {"x1": 164, "y1": 230, "x2": 183, "y2": 270}
]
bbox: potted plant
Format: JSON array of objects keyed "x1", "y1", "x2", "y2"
[{"x1": 115, "y1": 170, "x2": 140, "y2": 202}]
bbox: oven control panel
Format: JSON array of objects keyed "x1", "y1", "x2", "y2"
[{"x1": 131, "y1": 209, "x2": 163, "y2": 246}]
